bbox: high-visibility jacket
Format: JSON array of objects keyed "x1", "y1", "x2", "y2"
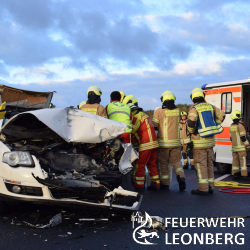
[
  {"x1": 188, "y1": 103, "x2": 225, "y2": 149},
  {"x1": 179, "y1": 120, "x2": 191, "y2": 144},
  {"x1": 191, "y1": 102, "x2": 223, "y2": 137},
  {"x1": 230, "y1": 123, "x2": 249, "y2": 152},
  {"x1": 152, "y1": 108, "x2": 181, "y2": 148},
  {"x1": 132, "y1": 111, "x2": 159, "y2": 152},
  {"x1": 106, "y1": 101, "x2": 132, "y2": 133},
  {"x1": 80, "y1": 103, "x2": 107, "y2": 118}
]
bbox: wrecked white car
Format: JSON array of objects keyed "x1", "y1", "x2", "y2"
[{"x1": 0, "y1": 85, "x2": 142, "y2": 213}]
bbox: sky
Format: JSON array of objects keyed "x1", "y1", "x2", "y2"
[{"x1": 0, "y1": 0, "x2": 250, "y2": 109}]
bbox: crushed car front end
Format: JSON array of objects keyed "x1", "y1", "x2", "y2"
[{"x1": 0, "y1": 108, "x2": 142, "y2": 213}]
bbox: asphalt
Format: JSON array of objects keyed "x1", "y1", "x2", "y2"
[{"x1": 0, "y1": 168, "x2": 250, "y2": 250}]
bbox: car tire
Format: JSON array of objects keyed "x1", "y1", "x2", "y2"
[{"x1": 216, "y1": 162, "x2": 231, "y2": 174}]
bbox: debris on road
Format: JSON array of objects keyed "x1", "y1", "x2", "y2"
[
  {"x1": 79, "y1": 218, "x2": 109, "y2": 222},
  {"x1": 23, "y1": 213, "x2": 62, "y2": 229},
  {"x1": 67, "y1": 235, "x2": 84, "y2": 241}
]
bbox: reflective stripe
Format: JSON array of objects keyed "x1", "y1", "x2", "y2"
[
  {"x1": 88, "y1": 87, "x2": 101, "y2": 92},
  {"x1": 81, "y1": 108, "x2": 98, "y2": 114},
  {"x1": 236, "y1": 130, "x2": 241, "y2": 147},
  {"x1": 79, "y1": 101, "x2": 86, "y2": 108},
  {"x1": 230, "y1": 126, "x2": 237, "y2": 131},
  {"x1": 192, "y1": 88, "x2": 203, "y2": 94},
  {"x1": 188, "y1": 113, "x2": 198, "y2": 118},
  {"x1": 108, "y1": 111, "x2": 130, "y2": 118},
  {"x1": 232, "y1": 145, "x2": 246, "y2": 152},
  {"x1": 165, "y1": 110, "x2": 180, "y2": 116},
  {"x1": 240, "y1": 132, "x2": 246, "y2": 136},
  {"x1": 197, "y1": 163, "x2": 202, "y2": 180},
  {"x1": 208, "y1": 178, "x2": 214, "y2": 183},
  {"x1": 140, "y1": 141, "x2": 159, "y2": 147},
  {"x1": 175, "y1": 167, "x2": 184, "y2": 173},
  {"x1": 217, "y1": 110, "x2": 224, "y2": 120},
  {"x1": 160, "y1": 175, "x2": 169, "y2": 179},
  {"x1": 152, "y1": 118, "x2": 159, "y2": 123},
  {"x1": 164, "y1": 117, "x2": 168, "y2": 141},
  {"x1": 193, "y1": 138, "x2": 215, "y2": 148},
  {"x1": 150, "y1": 175, "x2": 160, "y2": 180},
  {"x1": 188, "y1": 126, "x2": 195, "y2": 133},
  {"x1": 199, "y1": 179, "x2": 209, "y2": 184},
  {"x1": 135, "y1": 176, "x2": 145, "y2": 180},
  {"x1": 182, "y1": 138, "x2": 191, "y2": 144},
  {"x1": 159, "y1": 141, "x2": 181, "y2": 147},
  {"x1": 198, "y1": 125, "x2": 222, "y2": 133},
  {"x1": 242, "y1": 157, "x2": 247, "y2": 170},
  {"x1": 232, "y1": 166, "x2": 239, "y2": 170},
  {"x1": 135, "y1": 181, "x2": 144, "y2": 185},
  {"x1": 147, "y1": 120, "x2": 153, "y2": 141}
]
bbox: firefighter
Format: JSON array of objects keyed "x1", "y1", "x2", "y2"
[
  {"x1": 80, "y1": 86, "x2": 107, "y2": 117},
  {"x1": 123, "y1": 95, "x2": 139, "y2": 106},
  {"x1": 128, "y1": 103, "x2": 160, "y2": 190},
  {"x1": 230, "y1": 110, "x2": 249, "y2": 179},
  {"x1": 187, "y1": 88, "x2": 225, "y2": 195},
  {"x1": 180, "y1": 111, "x2": 195, "y2": 170},
  {"x1": 106, "y1": 91, "x2": 133, "y2": 143},
  {"x1": 152, "y1": 91, "x2": 186, "y2": 191}
]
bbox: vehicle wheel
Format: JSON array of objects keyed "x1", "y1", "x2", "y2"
[{"x1": 216, "y1": 162, "x2": 231, "y2": 174}]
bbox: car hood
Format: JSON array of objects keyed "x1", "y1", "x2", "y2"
[{"x1": 1, "y1": 108, "x2": 127, "y2": 143}]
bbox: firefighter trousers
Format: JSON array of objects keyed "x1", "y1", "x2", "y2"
[
  {"x1": 134, "y1": 148, "x2": 160, "y2": 189},
  {"x1": 182, "y1": 144, "x2": 194, "y2": 166},
  {"x1": 193, "y1": 148, "x2": 214, "y2": 192},
  {"x1": 232, "y1": 151, "x2": 248, "y2": 176},
  {"x1": 158, "y1": 147, "x2": 185, "y2": 185}
]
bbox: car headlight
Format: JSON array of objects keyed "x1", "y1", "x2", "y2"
[{"x1": 2, "y1": 151, "x2": 34, "y2": 167}]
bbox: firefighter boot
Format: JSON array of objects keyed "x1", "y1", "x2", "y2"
[
  {"x1": 147, "y1": 181, "x2": 160, "y2": 191},
  {"x1": 183, "y1": 163, "x2": 189, "y2": 169},
  {"x1": 177, "y1": 175, "x2": 186, "y2": 191},
  {"x1": 242, "y1": 176, "x2": 249, "y2": 180},
  {"x1": 160, "y1": 184, "x2": 169, "y2": 190},
  {"x1": 232, "y1": 172, "x2": 241, "y2": 180},
  {"x1": 209, "y1": 186, "x2": 214, "y2": 194},
  {"x1": 191, "y1": 189, "x2": 208, "y2": 195},
  {"x1": 191, "y1": 165, "x2": 195, "y2": 170}
]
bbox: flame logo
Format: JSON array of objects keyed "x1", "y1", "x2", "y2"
[{"x1": 132, "y1": 212, "x2": 159, "y2": 245}]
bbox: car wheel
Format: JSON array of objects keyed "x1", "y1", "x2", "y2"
[{"x1": 216, "y1": 162, "x2": 231, "y2": 174}]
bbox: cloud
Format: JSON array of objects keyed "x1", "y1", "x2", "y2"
[
  {"x1": 13, "y1": 67, "x2": 56, "y2": 79},
  {"x1": 0, "y1": 61, "x2": 9, "y2": 77},
  {"x1": 0, "y1": 0, "x2": 53, "y2": 29},
  {"x1": 190, "y1": 0, "x2": 250, "y2": 12},
  {"x1": 1, "y1": 0, "x2": 250, "y2": 110},
  {"x1": 0, "y1": 0, "x2": 192, "y2": 73}
]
